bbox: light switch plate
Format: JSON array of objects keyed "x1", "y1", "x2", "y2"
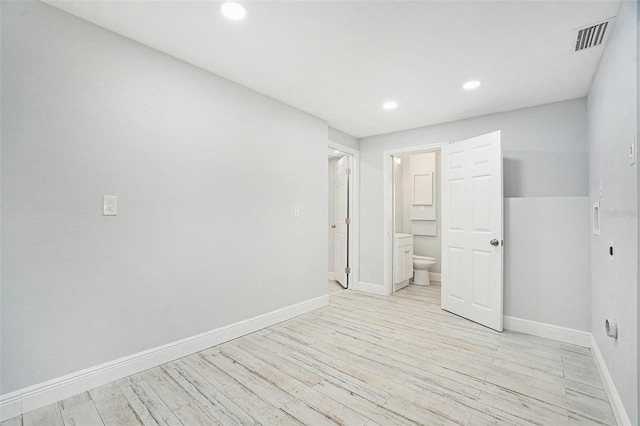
[
  {"x1": 630, "y1": 137, "x2": 636, "y2": 165},
  {"x1": 103, "y1": 195, "x2": 117, "y2": 216},
  {"x1": 294, "y1": 205, "x2": 300, "y2": 218}
]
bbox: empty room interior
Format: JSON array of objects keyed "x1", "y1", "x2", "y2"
[{"x1": 1, "y1": 0, "x2": 639, "y2": 425}]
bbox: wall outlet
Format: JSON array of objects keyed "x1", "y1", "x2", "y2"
[
  {"x1": 103, "y1": 195, "x2": 117, "y2": 216},
  {"x1": 608, "y1": 241, "x2": 615, "y2": 261}
]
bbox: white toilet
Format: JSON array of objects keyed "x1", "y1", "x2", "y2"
[{"x1": 413, "y1": 255, "x2": 436, "y2": 285}]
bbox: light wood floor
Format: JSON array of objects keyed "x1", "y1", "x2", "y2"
[
  {"x1": 2, "y1": 285, "x2": 616, "y2": 426},
  {"x1": 328, "y1": 279, "x2": 346, "y2": 295}
]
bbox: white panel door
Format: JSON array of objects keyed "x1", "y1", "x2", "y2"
[
  {"x1": 334, "y1": 156, "x2": 349, "y2": 288},
  {"x1": 441, "y1": 131, "x2": 503, "y2": 331}
]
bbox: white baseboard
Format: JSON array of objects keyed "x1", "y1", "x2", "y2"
[
  {"x1": 429, "y1": 272, "x2": 441, "y2": 282},
  {"x1": 0, "y1": 295, "x2": 328, "y2": 421},
  {"x1": 327, "y1": 271, "x2": 335, "y2": 281},
  {"x1": 0, "y1": 392, "x2": 21, "y2": 421},
  {"x1": 589, "y1": 335, "x2": 632, "y2": 426},
  {"x1": 503, "y1": 316, "x2": 591, "y2": 348},
  {"x1": 505, "y1": 318, "x2": 631, "y2": 425},
  {"x1": 357, "y1": 281, "x2": 388, "y2": 296}
]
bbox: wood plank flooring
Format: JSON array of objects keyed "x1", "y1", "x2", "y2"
[
  {"x1": 328, "y1": 280, "x2": 346, "y2": 295},
  {"x1": 2, "y1": 285, "x2": 616, "y2": 426}
]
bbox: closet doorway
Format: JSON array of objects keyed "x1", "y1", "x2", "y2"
[{"x1": 328, "y1": 142, "x2": 360, "y2": 293}]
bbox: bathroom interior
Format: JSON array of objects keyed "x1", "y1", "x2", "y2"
[{"x1": 393, "y1": 151, "x2": 441, "y2": 292}]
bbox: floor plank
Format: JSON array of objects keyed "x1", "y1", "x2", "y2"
[
  {"x1": 23, "y1": 403, "x2": 64, "y2": 426},
  {"x1": 4, "y1": 285, "x2": 616, "y2": 426},
  {"x1": 328, "y1": 279, "x2": 345, "y2": 295},
  {"x1": 58, "y1": 392, "x2": 104, "y2": 426}
]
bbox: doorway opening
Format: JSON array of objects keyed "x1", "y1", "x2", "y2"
[
  {"x1": 391, "y1": 150, "x2": 443, "y2": 293},
  {"x1": 383, "y1": 142, "x2": 448, "y2": 298},
  {"x1": 328, "y1": 142, "x2": 359, "y2": 296},
  {"x1": 383, "y1": 132, "x2": 504, "y2": 332}
]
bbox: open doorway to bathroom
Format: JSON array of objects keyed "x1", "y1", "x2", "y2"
[
  {"x1": 382, "y1": 142, "x2": 448, "y2": 296},
  {"x1": 392, "y1": 150, "x2": 442, "y2": 293},
  {"x1": 384, "y1": 133, "x2": 504, "y2": 331}
]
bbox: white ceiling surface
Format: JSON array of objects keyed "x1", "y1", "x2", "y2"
[{"x1": 45, "y1": 0, "x2": 621, "y2": 138}]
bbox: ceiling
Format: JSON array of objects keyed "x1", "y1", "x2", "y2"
[{"x1": 45, "y1": 0, "x2": 621, "y2": 138}]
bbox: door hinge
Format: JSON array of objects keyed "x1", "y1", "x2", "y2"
[
  {"x1": 346, "y1": 168, "x2": 352, "y2": 175},
  {"x1": 345, "y1": 217, "x2": 352, "y2": 225},
  {"x1": 345, "y1": 267, "x2": 351, "y2": 274}
]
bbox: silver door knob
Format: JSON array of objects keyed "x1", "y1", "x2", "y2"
[{"x1": 490, "y1": 239, "x2": 499, "y2": 246}]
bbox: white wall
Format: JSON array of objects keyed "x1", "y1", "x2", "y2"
[
  {"x1": 505, "y1": 197, "x2": 590, "y2": 330},
  {"x1": 587, "y1": 0, "x2": 638, "y2": 421},
  {"x1": 359, "y1": 99, "x2": 589, "y2": 327},
  {"x1": 1, "y1": 1, "x2": 327, "y2": 394},
  {"x1": 328, "y1": 127, "x2": 359, "y2": 151}
]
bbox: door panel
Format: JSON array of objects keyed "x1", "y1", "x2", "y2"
[
  {"x1": 334, "y1": 156, "x2": 349, "y2": 288},
  {"x1": 448, "y1": 247, "x2": 465, "y2": 301},
  {"x1": 471, "y1": 250, "x2": 491, "y2": 309},
  {"x1": 442, "y1": 131, "x2": 503, "y2": 331}
]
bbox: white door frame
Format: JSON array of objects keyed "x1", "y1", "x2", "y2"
[
  {"x1": 382, "y1": 141, "x2": 449, "y2": 296},
  {"x1": 329, "y1": 141, "x2": 360, "y2": 290}
]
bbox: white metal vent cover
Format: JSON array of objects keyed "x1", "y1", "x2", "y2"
[{"x1": 572, "y1": 17, "x2": 615, "y2": 52}]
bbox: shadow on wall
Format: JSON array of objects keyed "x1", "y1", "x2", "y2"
[
  {"x1": 502, "y1": 150, "x2": 588, "y2": 198},
  {"x1": 503, "y1": 157, "x2": 522, "y2": 198}
]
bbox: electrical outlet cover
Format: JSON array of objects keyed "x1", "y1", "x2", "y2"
[{"x1": 103, "y1": 195, "x2": 117, "y2": 216}]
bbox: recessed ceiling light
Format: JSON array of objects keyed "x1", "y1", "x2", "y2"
[
  {"x1": 221, "y1": 2, "x2": 247, "y2": 20},
  {"x1": 463, "y1": 80, "x2": 482, "y2": 90},
  {"x1": 383, "y1": 101, "x2": 398, "y2": 110}
]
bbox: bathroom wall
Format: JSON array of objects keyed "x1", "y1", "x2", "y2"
[
  {"x1": 397, "y1": 153, "x2": 442, "y2": 274},
  {"x1": 403, "y1": 152, "x2": 442, "y2": 274},
  {"x1": 2, "y1": 1, "x2": 328, "y2": 394},
  {"x1": 587, "y1": 0, "x2": 638, "y2": 420}
]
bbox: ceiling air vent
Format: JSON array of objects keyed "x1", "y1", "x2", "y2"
[{"x1": 573, "y1": 18, "x2": 615, "y2": 52}]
